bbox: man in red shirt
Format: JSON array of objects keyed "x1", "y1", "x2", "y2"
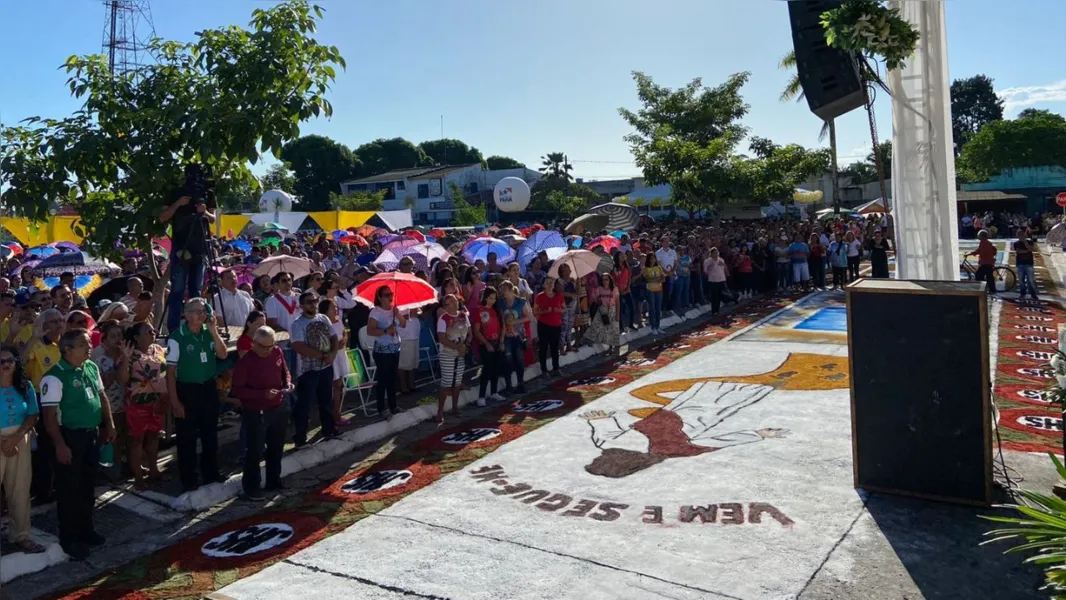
[
  {"x1": 966, "y1": 229, "x2": 998, "y2": 295},
  {"x1": 231, "y1": 326, "x2": 294, "y2": 500}
]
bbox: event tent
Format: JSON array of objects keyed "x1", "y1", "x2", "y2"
[{"x1": 855, "y1": 199, "x2": 887, "y2": 214}]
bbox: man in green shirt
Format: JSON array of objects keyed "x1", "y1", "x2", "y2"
[
  {"x1": 166, "y1": 298, "x2": 228, "y2": 492},
  {"x1": 40, "y1": 328, "x2": 115, "y2": 560}
]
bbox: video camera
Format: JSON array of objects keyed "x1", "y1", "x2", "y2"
[{"x1": 182, "y1": 163, "x2": 216, "y2": 206}]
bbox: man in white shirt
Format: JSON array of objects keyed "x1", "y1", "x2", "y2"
[
  {"x1": 655, "y1": 237, "x2": 678, "y2": 314},
  {"x1": 120, "y1": 276, "x2": 144, "y2": 313},
  {"x1": 264, "y1": 272, "x2": 300, "y2": 332},
  {"x1": 212, "y1": 268, "x2": 255, "y2": 330}
]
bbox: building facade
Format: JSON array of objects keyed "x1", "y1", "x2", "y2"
[
  {"x1": 340, "y1": 165, "x2": 541, "y2": 226},
  {"x1": 961, "y1": 166, "x2": 1066, "y2": 215}
]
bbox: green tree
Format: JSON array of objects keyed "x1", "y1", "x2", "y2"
[
  {"x1": 486, "y1": 155, "x2": 525, "y2": 170},
  {"x1": 619, "y1": 71, "x2": 751, "y2": 211},
  {"x1": 951, "y1": 74, "x2": 1004, "y2": 156},
  {"x1": 260, "y1": 163, "x2": 297, "y2": 193},
  {"x1": 529, "y1": 177, "x2": 601, "y2": 211},
  {"x1": 214, "y1": 176, "x2": 259, "y2": 212},
  {"x1": 449, "y1": 182, "x2": 485, "y2": 226},
  {"x1": 418, "y1": 138, "x2": 483, "y2": 166},
  {"x1": 539, "y1": 152, "x2": 573, "y2": 181},
  {"x1": 544, "y1": 190, "x2": 588, "y2": 219},
  {"x1": 741, "y1": 138, "x2": 830, "y2": 203},
  {"x1": 0, "y1": 0, "x2": 343, "y2": 266},
  {"x1": 279, "y1": 135, "x2": 361, "y2": 210},
  {"x1": 867, "y1": 141, "x2": 891, "y2": 179},
  {"x1": 959, "y1": 110, "x2": 1066, "y2": 180},
  {"x1": 329, "y1": 189, "x2": 387, "y2": 211},
  {"x1": 355, "y1": 137, "x2": 430, "y2": 176},
  {"x1": 841, "y1": 161, "x2": 876, "y2": 184}
]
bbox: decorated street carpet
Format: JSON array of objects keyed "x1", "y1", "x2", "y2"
[
  {"x1": 992, "y1": 248, "x2": 1063, "y2": 455},
  {"x1": 47, "y1": 294, "x2": 823, "y2": 600}
]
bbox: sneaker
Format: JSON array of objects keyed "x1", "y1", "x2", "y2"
[
  {"x1": 490, "y1": 393, "x2": 506, "y2": 402},
  {"x1": 385, "y1": 410, "x2": 394, "y2": 421},
  {"x1": 477, "y1": 397, "x2": 487, "y2": 407},
  {"x1": 243, "y1": 490, "x2": 266, "y2": 501}
]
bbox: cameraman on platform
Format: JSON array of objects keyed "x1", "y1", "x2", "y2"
[{"x1": 160, "y1": 168, "x2": 217, "y2": 335}]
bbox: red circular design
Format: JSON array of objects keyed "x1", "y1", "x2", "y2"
[
  {"x1": 1001, "y1": 439, "x2": 1063, "y2": 455},
  {"x1": 551, "y1": 371, "x2": 634, "y2": 391},
  {"x1": 1056, "y1": 192, "x2": 1066, "y2": 208},
  {"x1": 996, "y1": 383, "x2": 1058, "y2": 407},
  {"x1": 500, "y1": 391, "x2": 584, "y2": 417},
  {"x1": 999, "y1": 407, "x2": 1063, "y2": 439},
  {"x1": 416, "y1": 422, "x2": 524, "y2": 452},
  {"x1": 316, "y1": 461, "x2": 441, "y2": 503},
  {"x1": 166, "y1": 511, "x2": 327, "y2": 572}
]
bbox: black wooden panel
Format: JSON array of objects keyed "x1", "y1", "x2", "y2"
[{"x1": 848, "y1": 290, "x2": 990, "y2": 504}]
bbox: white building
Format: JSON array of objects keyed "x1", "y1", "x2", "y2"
[{"x1": 340, "y1": 165, "x2": 541, "y2": 226}]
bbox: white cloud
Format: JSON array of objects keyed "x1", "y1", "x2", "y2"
[{"x1": 998, "y1": 80, "x2": 1066, "y2": 113}]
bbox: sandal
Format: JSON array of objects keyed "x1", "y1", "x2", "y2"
[{"x1": 16, "y1": 538, "x2": 46, "y2": 554}]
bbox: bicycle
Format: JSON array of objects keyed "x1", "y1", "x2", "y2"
[{"x1": 962, "y1": 258, "x2": 1017, "y2": 293}]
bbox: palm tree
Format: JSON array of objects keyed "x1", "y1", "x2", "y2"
[
  {"x1": 539, "y1": 152, "x2": 574, "y2": 181},
  {"x1": 780, "y1": 51, "x2": 838, "y2": 207}
]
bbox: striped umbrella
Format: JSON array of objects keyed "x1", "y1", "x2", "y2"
[
  {"x1": 587, "y1": 202, "x2": 639, "y2": 232},
  {"x1": 374, "y1": 242, "x2": 451, "y2": 271}
]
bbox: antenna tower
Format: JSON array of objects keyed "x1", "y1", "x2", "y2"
[{"x1": 101, "y1": 0, "x2": 156, "y2": 76}]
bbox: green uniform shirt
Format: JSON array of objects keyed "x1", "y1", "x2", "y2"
[
  {"x1": 39, "y1": 359, "x2": 104, "y2": 429},
  {"x1": 167, "y1": 323, "x2": 218, "y2": 384}
]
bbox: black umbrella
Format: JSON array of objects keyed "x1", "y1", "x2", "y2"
[{"x1": 86, "y1": 275, "x2": 156, "y2": 307}]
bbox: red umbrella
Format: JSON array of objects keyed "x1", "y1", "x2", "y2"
[
  {"x1": 403, "y1": 230, "x2": 426, "y2": 243},
  {"x1": 428, "y1": 228, "x2": 446, "y2": 238},
  {"x1": 354, "y1": 272, "x2": 438, "y2": 310},
  {"x1": 5, "y1": 243, "x2": 22, "y2": 256},
  {"x1": 339, "y1": 234, "x2": 369, "y2": 247},
  {"x1": 588, "y1": 235, "x2": 621, "y2": 252}
]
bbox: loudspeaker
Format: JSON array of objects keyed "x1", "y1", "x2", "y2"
[
  {"x1": 846, "y1": 279, "x2": 992, "y2": 506},
  {"x1": 788, "y1": 0, "x2": 866, "y2": 121}
]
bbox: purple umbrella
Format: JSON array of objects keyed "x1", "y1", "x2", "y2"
[
  {"x1": 373, "y1": 242, "x2": 451, "y2": 271},
  {"x1": 378, "y1": 234, "x2": 403, "y2": 246},
  {"x1": 54, "y1": 241, "x2": 80, "y2": 252}
]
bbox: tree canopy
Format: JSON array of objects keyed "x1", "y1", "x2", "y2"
[
  {"x1": 529, "y1": 177, "x2": 600, "y2": 211},
  {"x1": 950, "y1": 75, "x2": 1004, "y2": 157},
  {"x1": 740, "y1": 138, "x2": 830, "y2": 203},
  {"x1": 449, "y1": 182, "x2": 485, "y2": 226},
  {"x1": 958, "y1": 110, "x2": 1066, "y2": 180},
  {"x1": 0, "y1": 0, "x2": 344, "y2": 261},
  {"x1": 485, "y1": 155, "x2": 525, "y2": 170},
  {"x1": 260, "y1": 163, "x2": 296, "y2": 193},
  {"x1": 418, "y1": 138, "x2": 483, "y2": 166},
  {"x1": 279, "y1": 134, "x2": 361, "y2": 210},
  {"x1": 329, "y1": 189, "x2": 386, "y2": 211},
  {"x1": 619, "y1": 71, "x2": 752, "y2": 210},
  {"x1": 354, "y1": 137, "x2": 431, "y2": 176},
  {"x1": 539, "y1": 152, "x2": 573, "y2": 181}
]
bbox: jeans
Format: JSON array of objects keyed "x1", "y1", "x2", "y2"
[
  {"x1": 294, "y1": 366, "x2": 335, "y2": 445},
  {"x1": 663, "y1": 277, "x2": 674, "y2": 313},
  {"x1": 478, "y1": 343, "x2": 503, "y2": 397},
  {"x1": 776, "y1": 263, "x2": 790, "y2": 289},
  {"x1": 809, "y1": 258, "x2": 825, "y2": 288},
  {"x1": 54, "y1": 427, "x2": 98, "y2": 546},
  {"x1": 619, "y1": 292, "x2": 636, "y2": 330},
  {"x1": 175, "y1": 380, "x2": 220, "y2": 491},
  {"x1": 537, "y1": 322, "x2": 560, "y2": 373},
  {"x1": 832, "y1": 266, "x2": 847, "y2": 288},
  {"x1": 690, "y1": 272, "x2": 706, "y2": 305},
  {"x1": 709, "y1": 281, "x2": 725, "y2": 314},
  {"x1": 1017, "y1": 264, "x2": 1038, "y2": 298},
  {"x1": 503, "y1": 337, "x2": 525, "y2": 388},
  {"x1": 648, "y1": 290, "x2": 663, "y2": 330},
  {"x1": 847, "y1": 256, "x2": 860, "y2": 281},
  {"x1": 630, "y1": 288, "x2": 646, "y2": 327},
  {"x1": 673, "y1": 274, "x2": 690, "y2": 314},
  {"x1": 167, "y1": 258, "x2": 206, "y2": 333},
  {"x1": 373, "y1": 352, "x2": 400, "y2": 413},
  {"x1": 241, "y1": 404, "x2": 288, "y2": 494}
]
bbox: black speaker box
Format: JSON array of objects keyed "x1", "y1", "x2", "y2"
[
  {"x1": 788, "y1": 0, "x2": 867, "y2": 121},
  {"x1": 846, "y1": 279, "x2": 992, "y2": 506}
]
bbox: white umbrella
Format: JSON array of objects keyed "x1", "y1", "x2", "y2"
[
  {"x1": 252, "y1": 255, "x2": 314, "y2": 280},
  {"x1": 548, "y1": 250, "x2": 602, "y2": 279}
]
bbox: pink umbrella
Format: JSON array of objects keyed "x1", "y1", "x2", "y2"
[{"x1": 587, "y1": 235, "x2": 621, "y2": 253}]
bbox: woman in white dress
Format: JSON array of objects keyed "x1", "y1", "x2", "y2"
[{"x1": 319, "y1": 299, "x2": 351, "y2": 427}]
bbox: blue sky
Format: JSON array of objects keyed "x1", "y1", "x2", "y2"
[{"x1": 2, "y1": 0, "x2": 1064, "y2": 181}]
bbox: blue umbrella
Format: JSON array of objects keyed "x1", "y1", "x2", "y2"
[
  {"x1": 516, "y1": 230, "x2": 568, "y2": 274},
  {"x1": 230, "y1": 240, "x2": 252, "y2": 255},
  {"x1": 330, "y1": 229, "x2": 347, "y2": 240},
  {"x1": 462, "y1": 237, "x2": 515, "y2": 265},
  {"x1": 35, "y1": 250, "x2": 116, "y2": 271},
  {"x1": 26, "y1": 245, "x2": 59, "y2": 259},
  {"x1": 609, "y1": 230, "x2": 628, "y2": 239}
]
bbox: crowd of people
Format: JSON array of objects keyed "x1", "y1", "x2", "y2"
[{"x1": 0, "y1": 201, "x2": 934, "y2": 560}]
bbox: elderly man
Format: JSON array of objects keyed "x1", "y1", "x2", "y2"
[
  {"x1": 212, "y1": 268, "x2": 255, "y2": 330},
  {"x1": 39, "y1": 328, "x2": 116, "y2": 560},
  {"x1": 231, "y1": 326, "x2": 293, "y2": 500},
  {"x1": 120, "y1": 276, "x2": 144, "y2": 313},
  {"x1": 166, "y1": 298, "x2": 227, "y2": 492}
]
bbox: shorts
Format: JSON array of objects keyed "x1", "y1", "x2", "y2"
[
  {"x1": 126, "y1": 403, "x2": 164, "y2": 437},
  {"x1": 792, "y1": 262, "x2": 810, "y2": 282},
  {"x1": 439, "y1": 350, "x2": 465, "y2": 388},
  {"x1": 399, "y1": 340, "x2": 419, "y2": 371}
]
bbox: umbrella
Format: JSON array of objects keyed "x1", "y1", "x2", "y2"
[
  {"x1": 262, "y1": 230, "x2": 284, "y2": 239},
  {"x1": 230, "y1": 240, "x2": 253, "y2": 255},
  {"x1": 5, "y1": 244, "x2": 23, "y2": 256},
  {"x1": 35, "y1": 274, "x2": 108, "y2": 298},
  {"x1": 35, "y1": 251, "x2": 117, "y2": 272},
  {"x1": 54, "y1": 241, "x2": 80, "y2": 252},
  {"x1": 260, "y1": 237, "x2": 282, "y2": 248},
  {"x1": 587, "y1": 235, "x2": 621, "y2": 253},
  {"x1": 428, "y1": 228, "x2": 446, "y2": 239},
  {"x1": 587, "y1": 202, "x2": 639, "y2": 232},
  {"x1": 567, "y1": 235, "x2": 584, "y2": 249},
  {"x1": 498, "y1": 227, "x2": 522, "y2": 237},
  {"x1": 500, "y1": 234, "x2": 526, "y2": 246},
  {"x1": 816, "y1": 208, "x2": 861, "y2": 220},
  {"x1": 354, "y1": 272, "x2": 438, "y2": 311},
  {"x1": 374, "y1": 242, "x2": 451, "y2": 271},
  {"x1": 0, "y1": 246, "x2": 11, "y2": 260},
  {"x1": 330, "y1": 229, "x2": 348, "y2": 241},
  {"x1": 355, "y1": 225, "x2": 387, "y2": 238},
  {"x1": 26, "y1": 245, "x2": 59, "y2": 259},
  {"x1": 515, "y1": 230, "x2": 568, "y2": 274},
  {"x1": 252, "y1": 255, "x2": 314, "y2": 280},
  {"x1": 609, "y1": 230, "x2": 628, "y2": 239},
  {"x1": 462, "y1": 237, "x2": 516, "y2": 264},
  {"x1": 403, "y1": 230, "x2": 426, "y2": 243},
  {"x1": 565, "y1": 213, "x2": 610, "y2": 234},
  {"x1": 263, "y1": 222, "x2": 289, "y2": 232},
  {"x1": 383, "y1": 238, "x2": 422, "y2": 253},
  {"x1": 86, "y1": 275, "x2": 157, "y2": 306},
  {"x1": 548, "y1": 250, "x2": 603, "y2": 279},
  {"x1": 340, "y1": 234, "x2": 369, "y2": 248},
  {"x1": 378, "y1": 234, "x2": 404, "y2": 246}
]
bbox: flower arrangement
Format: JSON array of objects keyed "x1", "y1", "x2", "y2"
[{"x1": 820, "y1": 0, "x2": 920, "y2": 71}]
